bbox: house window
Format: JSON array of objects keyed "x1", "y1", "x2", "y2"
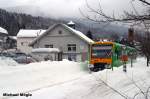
[
  {"x1": 45, "y1": 44, "x2": 53, "y2": 48},
  {"x1": 21, "y1": 42, "x2": 28, "y2": 46},
  {"x1": 58, "y1": 30, "x2": 62, "y2": 34},
  {"x1": 68, "y1": 44, "x2": 76, "y2": 52}
]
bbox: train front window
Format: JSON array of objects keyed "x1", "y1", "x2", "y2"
[{"x1": 92, "y1": 44, "x2": 112, "y2": 58}]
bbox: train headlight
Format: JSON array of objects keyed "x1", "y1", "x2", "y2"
[{"x1": 88, "y1": 64, "x2": 94, "y2": 68}]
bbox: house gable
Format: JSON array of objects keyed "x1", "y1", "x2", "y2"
[
  {"x1": 28, "y1": 23, "x2": 94, "y2": 61},
  {"x1": 30, "y1": 24, "x2": 94, "y2": 46},
  {"x1": 31, "y1": 24, "x2": 92, "y2": 53},
  {"x1": 46, "y1": 25, "x2": 73, "y2": 37}
]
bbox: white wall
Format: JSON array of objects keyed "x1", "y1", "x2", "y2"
[
  {"x1": 17, "y1": 37, "x2": 35, "y2": 54},
  {"x1": 34, "y1": 26, "x2": 89, "y2": 53}
]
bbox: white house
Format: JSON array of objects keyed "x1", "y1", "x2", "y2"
[
  {"x1": 30, "y1": 23, "x2": 94, "y2": 62},
  {"x1": 0, "y1": 27, "x2": 8, "y2": 50},
  {"x1": 17, "y1": 29, "x2": 46, "y2": 54}
]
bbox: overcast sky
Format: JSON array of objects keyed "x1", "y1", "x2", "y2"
[{"x1": 0, "y1": 0, "x2": 144, "y2": 18}]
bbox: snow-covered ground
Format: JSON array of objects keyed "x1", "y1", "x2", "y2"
[{"x1": 0, "y1": 57, "x2": 150, "y2": 99}]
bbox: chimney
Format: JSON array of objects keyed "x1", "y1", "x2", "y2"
[{"x1": 67, "y1": 21, "x2": 75, "y2": 29}]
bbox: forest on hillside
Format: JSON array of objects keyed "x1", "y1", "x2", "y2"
[
  {"x1": 0, "y1": 8, "x2": 60, "y2": 36},
  {"x1": 0, "y1": 8, "x2": 127, "y2": 39}
]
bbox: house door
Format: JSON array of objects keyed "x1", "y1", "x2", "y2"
[
  {"x1": 58, "y1": 52, "x2": 62, "y2": 61},
  {"x1": 68, "y1": 53, "x2": 76, "y2": 61}
]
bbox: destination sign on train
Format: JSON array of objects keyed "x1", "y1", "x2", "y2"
[{"x1": 92, "y1": 46, "x2": 112, "y2": 50}]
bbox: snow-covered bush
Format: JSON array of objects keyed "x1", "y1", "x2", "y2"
[{"x1": 0, "y1": 57, "x2": 18, "y2": 66}]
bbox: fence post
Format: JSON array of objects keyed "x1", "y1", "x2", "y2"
[{"x1": 123, "y1": 62, "x2": 127, "y2": 72}]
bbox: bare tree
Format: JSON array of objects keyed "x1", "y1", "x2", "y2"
[
  {"x1": 135, "y1": 31, "x2": 150, "y2": 66},
  {"x1": 80, "y1": 0, "x2": 150, "y2": 66},
  {"x1": 80, "y1": 0, "x2": 150, "y2": 23},
  {"x1": 80, "y1": 2, "x2": 150, "y2": 98}
]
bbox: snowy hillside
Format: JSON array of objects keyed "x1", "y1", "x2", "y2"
[
  {"x1": 4, "y1": 6, "x2": 45, "y2": 17},
  {"x1": 0, "y1": 57, "x2": 150, "y2": 99}
]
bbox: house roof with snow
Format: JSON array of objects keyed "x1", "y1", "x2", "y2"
[
  {"x1": 0, "y1": 27, "x2": 8, "y2": 34},
  {"x1": 9, "y1": 36, "x2": 17, "y2": 40},
  {"x1": 32, "y1": 48, "x2": 60, "y2": 53},
  {"x1": 17, "y1": 29, "x2": 46, "y2": 38},
  {"x1": 30, "y1": 23, "x2": 94, "y2": 46},
  {"x1": 67, "y1": 21, "x2": 75, "y2": 25}
]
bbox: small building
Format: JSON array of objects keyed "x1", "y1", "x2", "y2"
[
  {"x1": 8, "y1": 36, "x2": 17, "y2": 48},
  {"x1": 30, "y1": 23, "x2": 94, "y2": 62},
  {"x1": 17, "y1": 29, "x2": 46, "y2": 54},
  {"x1": 0, "y1": 27, "x2": 8, "y2": 50},
  {"x1": 67, "y1": 21, "x2": 76, "y2": 29},
  {"x1": 31, "y1": 48, "x2": 60, "y2": 61}
]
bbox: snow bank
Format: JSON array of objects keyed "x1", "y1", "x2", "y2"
[
  {"x1": 1, "y1": 57, "x2": 150, "y2": 99},
  {"x1": 0, "y1": 60, "x2": 88, "y2": 99},
  {"x1": 0, "y1": 57, "x2": 18, "y2": 67},
  {"x1": 11, "y1": 57, "x2": 150, "y2": 99}
]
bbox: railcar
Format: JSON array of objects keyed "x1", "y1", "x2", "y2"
[{"x1": 88, "y1": 41, "x2": 135, "y2": 71}]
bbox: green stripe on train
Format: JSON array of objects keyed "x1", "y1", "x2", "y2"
[{"x1": 112, "y1": 43, "x2": 136, "y2": 67}]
